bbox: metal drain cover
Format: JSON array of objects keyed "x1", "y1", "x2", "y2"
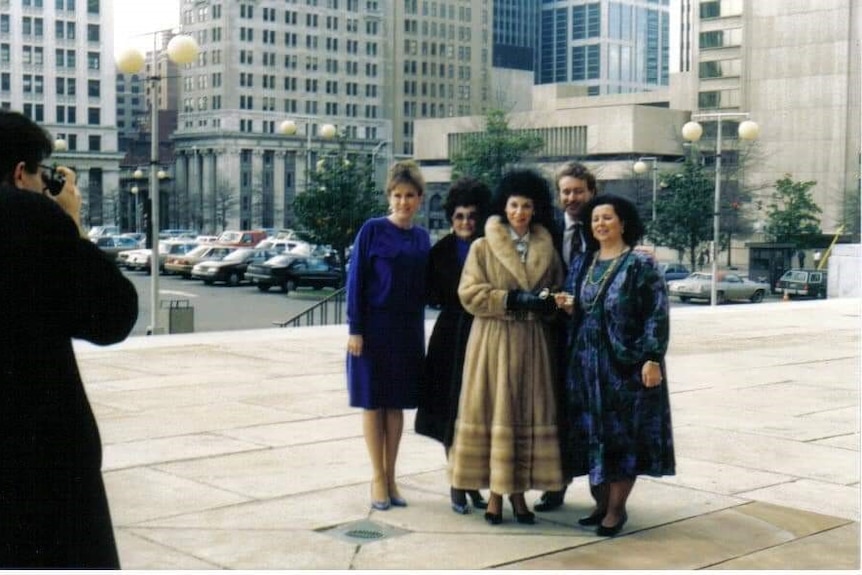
[{"x1": 322, "y1": 519, "x2": 410, "y2": 546}]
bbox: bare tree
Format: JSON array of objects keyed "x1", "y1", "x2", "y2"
[{"x1": 215, "y1": 178, "x2": 237, "y2": 232}]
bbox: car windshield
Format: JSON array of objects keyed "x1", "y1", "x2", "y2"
[
  {"x1": 689, "y1": 273, "x2": 712, "y2": 281},
  {"x1": 266, "y1": 254, "x2": 299, "y2": 265},
  {"x1": 219, "y1": 232, "x2": 241, "y2": 243},
  {"x1": 783, "y1": 271, "x2": 808, "y2": 281},
  {"x1": 186, "y1": 245, "x2": 211, "y2": 257},
  {"x1": 222, "y1": 249, "x2": 254, "y2": 262}
]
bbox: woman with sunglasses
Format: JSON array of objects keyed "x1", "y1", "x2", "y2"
[{"x1": 415, "y1": 177, "x2": 491, "y2": 514}]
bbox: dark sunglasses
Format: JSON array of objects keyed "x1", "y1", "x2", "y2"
[{"x1": 453, "y1": 212, "x2": 478, "y2": 221}]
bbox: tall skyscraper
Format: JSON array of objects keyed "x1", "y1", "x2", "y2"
[
  {"x1": 172, "y1": 0, "x2": 392, "y2": 232},
  {"x1": 492, "y1": 0, "x2": 539, "y2": 71},
  {"x1": 538, "y1": 0, "x2": 670, "y2": 95},
  {"x1": 0, "y1": 0, "x2": 123, "y2": 227},
  {"x1": 674, "y1": 0, "x2": 859, "y2": 232},
  {"x1": 390, "y1": 0, "x2": 493, "y2": 157}
]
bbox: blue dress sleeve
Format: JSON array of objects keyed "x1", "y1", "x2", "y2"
[{"x1": 346, "y1": 221, "x2": 371, "y2": 336}]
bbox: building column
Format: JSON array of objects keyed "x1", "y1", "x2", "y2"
[
  {"x1": 202, "y1": 150, "x2": 216, "y2": 234},
  {"x1": 273, "y1": 150, "x2": 286, "y2": 229},
  {"x1": 221, "y1": 148, "x2": 241, "y2": 230},
  {"x1": 252, "y1": 149, "x2": 264, "y2": 228},
  {"x1": 188, "y1": 148, "x2": 202, "y2": 232},
  {"x1": 174, "y1": 153, "x2": 188, "y2": 228}
]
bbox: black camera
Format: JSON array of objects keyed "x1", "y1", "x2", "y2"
[{"x1": 40, "y1": 165, "x2": 66, "y2": 196}]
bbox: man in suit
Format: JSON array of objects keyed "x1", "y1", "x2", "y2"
[
  {"x1": 536, "y1": 161, "x2": 597, "y2": 512},
  {"x1": 0, "y1": 110, "x2": 138, "y2": 567}
]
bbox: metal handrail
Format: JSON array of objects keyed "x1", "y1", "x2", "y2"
[{"x1": 273, "y1": 287, "x2": 347, "y2": 327}]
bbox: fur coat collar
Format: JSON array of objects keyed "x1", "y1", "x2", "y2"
[{"x1": 483, "y1": 215, "x2": 556, "y2": 291}]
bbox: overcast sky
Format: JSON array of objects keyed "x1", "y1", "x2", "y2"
[{"x1": 112, "y1": 0, "x2": 180, "y2": 54}]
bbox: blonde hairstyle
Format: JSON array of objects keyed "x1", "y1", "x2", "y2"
[{"x1": 386, "y1": 160, "x2": 425, "y2": 196}]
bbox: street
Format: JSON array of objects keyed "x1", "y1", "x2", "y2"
[
  {"x1": 123, "y1": 269, "x2": 338, "y2": 336},
  {"x1": 123, "y1": 268, "x2": 781, "y2": 338}
]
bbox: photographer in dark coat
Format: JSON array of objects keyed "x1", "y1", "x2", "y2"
[{"x1": 0, "y1": 110, "x2": 138, "y2": 568}]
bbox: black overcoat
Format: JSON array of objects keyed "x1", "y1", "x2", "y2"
[
  {"x1": 415, "y1": 233, "x2": 473, "y2": 447},
  {"x1": 0, "y1": 184, "x2": 138, "y2": 568}
]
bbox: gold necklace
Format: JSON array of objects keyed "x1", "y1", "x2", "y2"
[{"x1": 583, "y1": 248, "x2": 630, "y2": 308}]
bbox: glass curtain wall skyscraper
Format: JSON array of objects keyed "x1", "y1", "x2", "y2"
[{"x1": 539, "y1": 0, "x2": 670, "y2": 95}]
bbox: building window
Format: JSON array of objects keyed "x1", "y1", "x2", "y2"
[
  {"x1": 89, "y1": 134, "x2": 101, "y2": 151},
  {"x1": 87, "y1": 106, "x2": 99, "y2": 124},
  {"x1": 87, "y1": 0, "x2": 99, "y2": 14},
  {"x1": 87, "y1": 51, "x2": 99, "y2": 69},
  {"x1": 88, "y1": 79, "x2": 100, "y2": 97},
  {"x1": 87, "y1": 24, "x2": 99, "y2": 42}
]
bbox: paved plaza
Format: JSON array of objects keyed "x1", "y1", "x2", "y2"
[{"x1": 73, "y1": 298, "x2": 861, "y2": 570}]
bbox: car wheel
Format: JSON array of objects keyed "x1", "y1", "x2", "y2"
[
  {"x1": 286, "y1": 279, "x2": 298, "y2": 293},
  {"x1": 257, "y1": 284, "x2": 270, "y2": 292},
  {"x1": 817, "y1": 289, "x2": 827, "y2": 299},
  {"x1": 227, "y1": 272, "x2": 240, "y2": 287},
  {"x1": 717, "y1": 291, "x2": 727, "y2": 304},
  {"x1": 203, "y1": 279, "x2": 214, "y2": 286},
  {"x1": 749, "y1": 290, "x2": 764, "y2": 303},
  {"x1": 313, "y1": 284, "x2": 323, "y2": 290},
  {"x1": 679, "y1": 296, "x2": 690, "y2": 303}
]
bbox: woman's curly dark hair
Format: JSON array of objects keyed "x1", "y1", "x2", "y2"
[
  {"x1": 444, "y1": 177, "x2": 491, "y2": 230},
  {"x1": 579, "y1": 193, "x2": 645, "y2": 250},
  {"x1": 490, "y1": 169, "x2": 556, "y2": 233}
]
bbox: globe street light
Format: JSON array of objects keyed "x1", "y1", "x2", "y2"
[
  {"x1": 682, "y1": 113, "x2": 760, "y2": 306},
  {"x1": 279, "y1": 120, "x2": 337, "y2": 191},
  {"x1": 117, "y1": 32, "x2": 199, "y2": 335},
  {"x1": 633, "y1": 157, "x2": 659, "y2": 222}
]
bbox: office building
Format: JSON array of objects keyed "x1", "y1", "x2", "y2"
[
  {"x1": 390, "y1": 0, "x2": 493, "y2": 157},
  {"x1": 0, "y1": 0, "x2": 123, "y2": 227},
  {"x1": 172, "y1": 0, "x2": 392, "y2": 232},
  {"x1": 538, "y1": 0, "x2": 671, "y2": 95},
  {"x1": 492, "y1": 0, "x2": 539, "y2": 72},
  {"x1": 671, "y1": 0, "x2": 859, "y2": 232}
]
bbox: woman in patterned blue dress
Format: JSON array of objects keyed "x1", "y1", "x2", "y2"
[
  {"x1": 558, "y1": 194, "x2": 674, "y2": 537},
  {"x1": 346, "y1": 160, "x2": 431, "y2": 511}
]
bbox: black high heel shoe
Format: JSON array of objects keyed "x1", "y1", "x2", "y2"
[
  {"x1": 484, "y1": 494, "x2": 503, "y2": 525},
  {"x1": 508, "y1": 495, "x2": 536, "y2": 525},
  {"x1": 577, "y1": 509, "x2": 607, "y2": 526},
  {"x1": 467, "y1": 490, "x2": 487, "y2": 510},
  {"x1": 450, "y1": 487, "x2": 469, "y2": 515},
  {"x1": 596, "y1": 511, "x2": 627, "y2": 537}
]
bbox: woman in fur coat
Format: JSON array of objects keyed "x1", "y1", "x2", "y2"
[{"x1": 448, "y1": 169, "x2": 565, "y2": 525}]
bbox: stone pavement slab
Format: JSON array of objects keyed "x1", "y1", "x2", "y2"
[{"x1": 71, "y1": 298, "x2": 861, "y2": 570}]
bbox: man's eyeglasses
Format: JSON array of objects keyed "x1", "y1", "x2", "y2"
[{"x1": 453, "y1": 212, "x2": 478, "y2": 221}]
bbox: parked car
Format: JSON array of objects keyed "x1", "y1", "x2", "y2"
[
  {"x1": 659, "y1": 262, "x2": 691, "y2": 282},
  {"x1": 216, "y1": 230, "x2": 269, "y2": 247},
  {"x1": 164, "y1": 244, "x2": 237, "y2": 277},
  {"x1": 255, "y1": 238, "x2": 312, "y2": 256},
  {"x1": 117, "y1": 247, "x2": 147, "y2": 268},
  {"x1": 120, "y1": 232, "x2": 147, "y2": 248},
  {"x1": 191, "y1": 248, "x2": 278, "y2": 286},
  {"x1": 93, "y1": 235, "x2": 141, "y2": 262},
  {"x1": 668, "y1": 271, "x2": 770, "y2": 304},
  {"x1": 87, "y1": 225, "x2": 119, "y2": 239},
  {"x1": 127, "y1": 239, "x2": 198, "y2": 273},
  {"x1": 246, "y1": 255, "x2": 343, "y2": 293},
  {"x1": 774, "y1": 268, "x2": 828, "y2": 299}
]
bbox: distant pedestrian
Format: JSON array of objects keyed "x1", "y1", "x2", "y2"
[
  {"x1": 0, "y1": 110, "x2": 138, "y2": 567},
  {"x1": 797, "y1": 250, "x2": 805, "y2": 269},
  {"x1": 346, "y1": 160, "x2": 430, "y2": 511}
]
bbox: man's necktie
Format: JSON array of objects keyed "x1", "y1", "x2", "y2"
[{"x1": 566, "y1": 222, "x2": 582, "y2": 265}]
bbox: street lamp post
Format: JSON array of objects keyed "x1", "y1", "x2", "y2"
[
  {"x1": 633, "y1": 156, "x2": 659, "y2": 222},
  {"x1": 682, "y1": 113, "x2": 760, "y2": 307},
  {"x1": 279, "y1": 119, "x2": 337, "y2": 191},
  {"x1": 117, "y1": 32, "x2": 199, "y2": 335}
]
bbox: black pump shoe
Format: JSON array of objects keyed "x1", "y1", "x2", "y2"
[
  {"x1": 533, "y1": 489, "x2": 566, "y2": 512},
  {"x1": 450, "y1": 487, "x2": 469, "y2": 515},
  {"x1": 467, "y1": 490, "x2": 487, "y2": 510},
  {"x1": 508, "y1": 496, "x2": 536, "y2": 525},
  {"x1": 577, "y1": 509, "x2": 607, "y2": 526},
  {"x1": 596, "y1": 512, "x2": 628, "y2": 537},
  {"x1": 484, "y1": 510, "x2": 503, "y2": 525}
]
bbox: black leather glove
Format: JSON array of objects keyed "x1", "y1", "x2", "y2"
[{"x1": 506, "y1": 290, "x2": 557, "y2": 314}]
